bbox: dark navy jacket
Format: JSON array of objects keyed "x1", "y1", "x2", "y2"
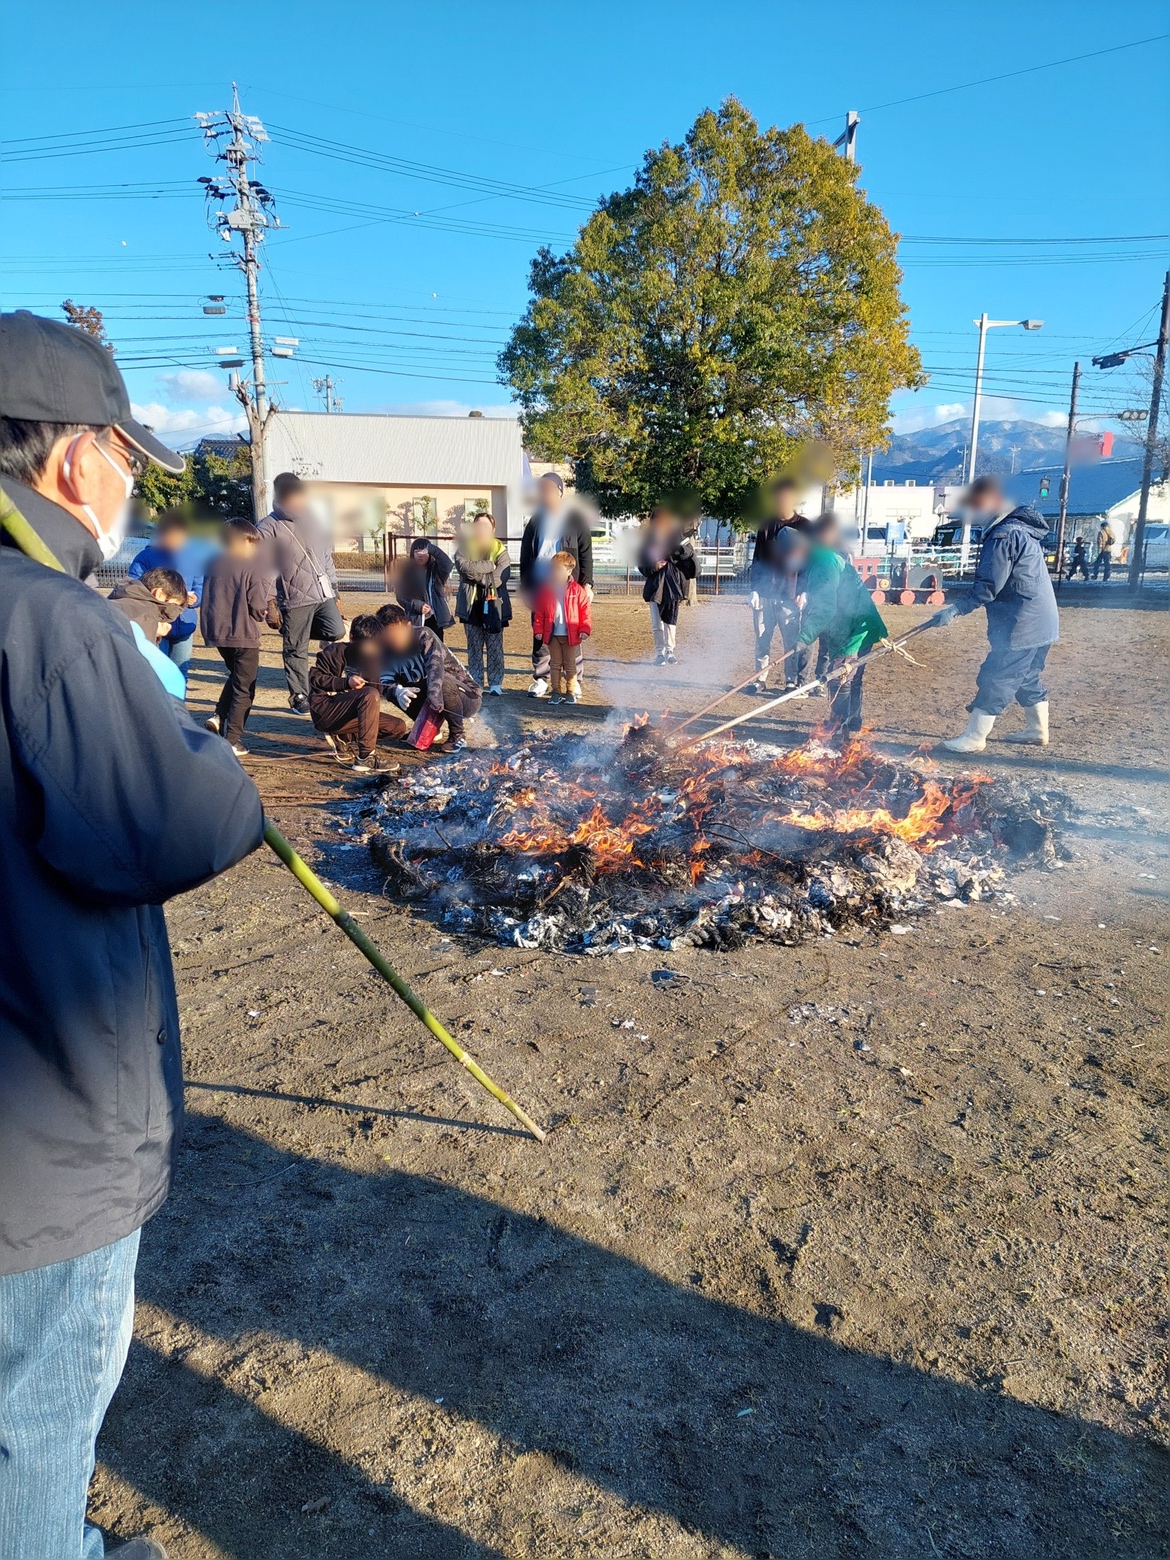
[
  {"x1": 956, "y1": 506, "x2": 1060, "y2": 650},
  {"x1": 0, "y1": 477, "x2": 265, "y2": 1275}
]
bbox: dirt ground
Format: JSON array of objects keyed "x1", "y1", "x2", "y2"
[{"x1": 91, "y1": 592, "x2": 1170, "y2": 1560}]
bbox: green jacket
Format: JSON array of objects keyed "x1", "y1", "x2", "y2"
[{"x1": 798, "y1": 544, "x2": 887, "y2": 658}]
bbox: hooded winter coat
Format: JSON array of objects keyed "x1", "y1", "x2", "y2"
[
  {"x1": 0, "y1": 476, "x2": 264, "y2": 1275},
  {"x1": 798, "y1": 545, "x2": 887, "y2": 659},
  {"x1": 396, "y1": 541, "x2": 455, "y2": 630},
  {"x1": 956, "y1": 506, "x2": 1059, "y2": 650},
  {"x1": 108, "y1": 577, "x2": 184, "y2": 641}
]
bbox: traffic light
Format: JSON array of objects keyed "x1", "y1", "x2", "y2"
[{"x1": 1038, "y1": 476, "x2": 1051, "y2": 499}]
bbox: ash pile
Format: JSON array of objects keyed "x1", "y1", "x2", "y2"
[{"x1": 348, "y1": 723, "x2": 1072, "y2": 955}]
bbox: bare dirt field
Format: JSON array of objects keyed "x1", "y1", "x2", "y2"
[{"x1": 92, "y1": 592, "x2": 1170, "y2": 1560}]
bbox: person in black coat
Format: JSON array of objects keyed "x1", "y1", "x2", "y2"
[
  {"x1": 518, "y1": 472, "x2": 594, "y2": 695},
  {"x1": 637, "y1": 506, "x2": 696, "y2": 664},
  {"x1": 0, "y1": 311, "x2": 265, "y2": 1560},
  {"x1": 395, "y1": 536, "x2": 454, "y2": 638}
]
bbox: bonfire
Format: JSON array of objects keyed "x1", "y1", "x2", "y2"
[{"x1": 348, "y1": 721, "x2": 1070, "y2": 954}]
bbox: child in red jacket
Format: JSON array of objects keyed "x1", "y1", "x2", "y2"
[{"x1": 531, "y1": 550, "x2": 592, "y2": 704}]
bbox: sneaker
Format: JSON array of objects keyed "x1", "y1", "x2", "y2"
[
  {"x1": 527, "y1": 678, "x2": 549, "y2": 698},
  {"x1": 564, "y1": 692, "x2": 578, "y2": 705},
  {"x1": 443, "y1": 735, "x2": 468, "y2": 752},
  {"x1": 806, "y1": 685, "x2": 825, "y2": 699},
  {"x1": 665, "y1": 653, "x2": 678, "y2": 665},
  {"x1": 750, "y1": 680, "x2": 768, "y2": 696},
  {"x1": 323, "y1": 733, "x2": 356, "y2": 767},
  {"x1": 108, "y1": 1541, "x2": 169, "y2": 1560},
  {"x1": 231, "y1": 743, "x2": 249, "y2": 757},
  {"x1": 549, "y1": 694, "x2": 563, "y2": 705},
  {"x1": 351, "y1": 750, "x2": 390, "y2": 774},
  {"x1": 289, "y1": 693, "x2": 311, "y2": 717},
  {"x1": 654, "y1": 652, "x2": 667, "y2": 666},
  {"x1": 487, "y1": 684, "x2": 504, "y2": 696},
  {"x1": 203, "y1": 714, "x2": 221, "y2": 734}
]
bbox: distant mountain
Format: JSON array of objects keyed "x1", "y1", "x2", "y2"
[{"x1": 872, "y1": 418, "x2": 1144, "y2": 487}]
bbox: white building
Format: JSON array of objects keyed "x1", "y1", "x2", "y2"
[
  {"x1": 828, "y1": 480, "x2": 944, "y2": 548},
  {"x1": 263, "y1": 410, "x2": 530, "y2": 547}
]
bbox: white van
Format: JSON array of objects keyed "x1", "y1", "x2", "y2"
[{"x1": 1141, "y1": 523, "x2": 1170, "y2": 571}]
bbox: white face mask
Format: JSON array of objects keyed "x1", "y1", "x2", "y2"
[{"x1": 62, "y1": 435, "x2": 135, "y2": 561}]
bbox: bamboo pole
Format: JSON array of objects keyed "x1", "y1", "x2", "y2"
[
  {"x1": 677, "y1": 621, "x2": 937, "y2": 749},
  {"x1": 0, "y1": 493, "x2": 546, "y2": 1142},
  {"x1": 666, "y1": 647, "x2": 796, "y2": 738}
]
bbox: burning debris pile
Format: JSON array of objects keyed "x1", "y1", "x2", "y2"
[{"x1": 349, "y1": 723, "x2": 1071, "y2": 954}]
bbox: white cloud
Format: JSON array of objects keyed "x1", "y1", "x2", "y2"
[
  {"x1": 891, "y1": 400, "x2": 968, "y2": 434},
  {"x1": 131, "y1": 401, "x2": 246, "y2": 440},
  {"x1": 891, "y1": 393, "x2": 1067, "y2": 434},
  {"x1": 157, "y1": 368, "x2": 226, "y2": 404}
]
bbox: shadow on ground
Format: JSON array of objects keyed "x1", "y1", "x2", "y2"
[{"x1": 98, "y1": 1115, "x2": 1169, "y2": 1559}]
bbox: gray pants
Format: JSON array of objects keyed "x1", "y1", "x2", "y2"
[
  {"x1": 971, "y1": 643, "x2": 1051, "y2": 716},
  {"x1": 281, "y1": 598, "x2": 346, "y2": 701},
  {"x1": 465, "y1": 623, "x2": 505, "y2": 688},
  {"x1": 753, "y1": 597, "x2": 800, "y2": 684},
  {"x1": 650, "y1": 603, "x2": 676, "y2": 656}
]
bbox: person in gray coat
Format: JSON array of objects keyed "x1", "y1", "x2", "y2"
[
  {"x1": 933, "y1": 475, "x2": 1059, "y2": 751},
  {"x1": 256, "y1": 470, "x2": 344, "y2": 715}
]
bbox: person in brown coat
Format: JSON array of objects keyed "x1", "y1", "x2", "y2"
[
  {"x1": 309, "y1": 614, "x2": 407, "y2": 772},
  {"x1": 108, "y1": 567, "x2": 187, "y2": 642}
]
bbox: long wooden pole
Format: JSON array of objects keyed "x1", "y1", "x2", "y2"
[
  {"x1": 0, "y1": 493, "x2": 546, "y2": 1143},
  {"x1": 678, "y1": 621, "x2": 938, "y2": 749}
]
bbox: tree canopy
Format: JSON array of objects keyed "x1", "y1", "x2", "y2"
[
  {"x1": 134, "y1": 442, "x2": 253, "y2": 522},
  {"x1": 499, "y1": 99, "x2": 924, "y2": 521}
]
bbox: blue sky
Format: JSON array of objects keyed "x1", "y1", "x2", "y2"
[{"x1": 2, "y1": 1, "x2": 1166, "y2": 447}]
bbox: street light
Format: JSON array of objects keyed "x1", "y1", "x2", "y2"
[{"x1": 966, "y1": 314, "x2": 1044, "y2": 485}]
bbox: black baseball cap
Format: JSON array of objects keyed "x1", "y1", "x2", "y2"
[{"x1": 0, "y1": 310, "x2": 184, "y2": 474}]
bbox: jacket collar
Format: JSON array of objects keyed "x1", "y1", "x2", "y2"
[{"x1": 0, "y1": 475, "x2": 103, "y2": 580}]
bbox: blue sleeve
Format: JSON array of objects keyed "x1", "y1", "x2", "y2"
[
  {"x1": 127, "y1": 545, "x2": 155, "y2": 580},
  {"x1": 958, "y1": 530, "x2": 1015, "y2": 615}
]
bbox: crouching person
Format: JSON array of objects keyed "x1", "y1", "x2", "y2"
[
  {"x1": 798, "y1": 512, "x2": 887, "y2": 739},
  {"x1": 376, "y1": 602, "x2": 482, "y2": 752},
  {"x1": 309, "y1": 613, "x2": 406, "y2": 773}
]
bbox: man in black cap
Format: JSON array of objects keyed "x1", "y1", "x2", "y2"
[
  {"x1": 518, "y1": 470, "x2": 594, "y2": 697},
  {"x1": 0, "y1": 312, "x2": 265, "y2": 1560}
]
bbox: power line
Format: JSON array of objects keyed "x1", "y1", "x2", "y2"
[{"x1": 807, "y1": 33, "x2": 1168, "y2": 123}]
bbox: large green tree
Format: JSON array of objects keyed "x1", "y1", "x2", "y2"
[{"x1": 500, "y1": 99, "x2": 924, "y2": 520}]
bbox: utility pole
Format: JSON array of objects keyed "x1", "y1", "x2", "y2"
[
  {"x1": 833, "y1": 111, "x2": 860, "y2": 162},
  {"x1": 313, "y1": 374, "x2": 343, "y2": 414},
  {"x1": 1054, "y1": 361, "x2": 1080, "y2": 592},
  {"x1": 196, "y1": 87, "x2": 282, "y2": 520},
  {"x1": 1129, "y1": 270, "x2": 1169, "y2": 589}
]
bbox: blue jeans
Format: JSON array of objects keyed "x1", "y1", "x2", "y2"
[
  {"x1": 160, "y1": 632, "x2": 193, "y2": 687},
  {"x1": 0, "y1": 1229, "x2": 141, "y2": 1560},
  {"x1": 970, "y1": 643, "x2": 1051, "y2": 716}
]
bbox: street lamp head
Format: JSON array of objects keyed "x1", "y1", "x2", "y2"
[{"x1": 1022, "y1": 319, "x2": 1044, "y2": 331}]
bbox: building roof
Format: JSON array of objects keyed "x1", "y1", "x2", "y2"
[
  {"x1": 1002, "y1": 458, "x2": 1152, "y2": 518},
  {"x1": 265, "y1": 410, "x2": 525, "y2": 487}
]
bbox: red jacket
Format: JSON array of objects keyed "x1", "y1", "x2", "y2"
[{"x1": 532, "y1": 579, "x2": 592, "y2": 646}]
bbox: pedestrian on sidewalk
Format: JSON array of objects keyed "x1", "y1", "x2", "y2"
[
  {"x1": 935, "y1": 474, "x2": 1059, "y2": 752},
  {"x1": 396, "y1": 536, "x2": 454, "y2": 638},
  {"x1": 454, "y1": 510, "x2": 512, "y2": 694},
  {"x1": 0, "y1": 310, "x2": 264, "y2": 1560},
  {"x1": 200, "y1": 519, "x2": 273, "y2": 756},
  {"x1": 1066, "y1": 536, "x2": 1090, "y2": 581},
  {"x1": 518, "y1": 472, "x2": 594, "y2": 697},
  {"x1": 1092, "y1": 520, "x2": 1116, "y2": 581},
  {"x1": 638, "y1": 506, "x2": 695, "y2": 665},
  {"x1": 257, "y1": 471, "x2": 344, "y2": 716}
]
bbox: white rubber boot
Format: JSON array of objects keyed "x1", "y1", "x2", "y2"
[
  {"x1": 941, "y1": 710, "x2": 996, "y2": 753},
  {"x1": 1003, "y1": 701, "x2": 1049, "y2": 746}
]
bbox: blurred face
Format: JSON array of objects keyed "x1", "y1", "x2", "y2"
[
  {"x1": 279, "y1": 486, "x2": 308, "y2": 519},
  {"x1": 774, "y1": 485, "x2": 798, "y2": 521},
  {"x1": 410, "y1": 545, "x2": 431, "y2": 569},
  {"x1": 473, "y1": 516, "x2": 495, "y2": 547},
  {"x1": 539, "y1": 478, "x2": 563, "y2": 511},
  {"x1": 226, "y1": 533, "x2": 255, "y2": 557},
  {"x1": 966, "y1": 486, "x2": 1004, "y2": 519},
  {"x1": 382, "y1": 620, "x2": 414, "y2": 656},
  {"x1": 551, "y1": 560, "x2": 573, "y2": 589},
  {"x1": 157, "y1": 523, "x2": 187, "y2": 552}
]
